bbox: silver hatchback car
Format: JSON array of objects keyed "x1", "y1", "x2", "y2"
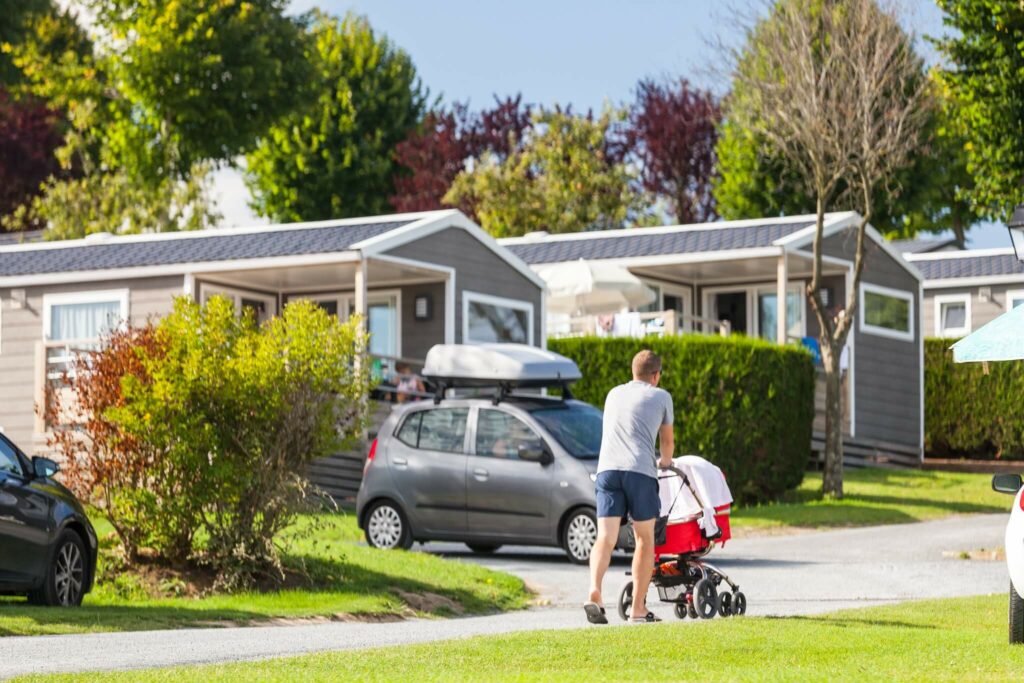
[{"x1": 356, "y1": 394, "x2": 604, "y2": 563}]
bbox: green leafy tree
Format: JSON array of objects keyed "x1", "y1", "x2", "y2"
[
  {"x1": 444, "y1": 108, "x2": 649, "y2": 237},
  {"x1": 715, "y1": 4, "x2": 976, "y2": 243},
  {"x1": 935, "y1": 0, "x2": 1024, "y2": 221},
  {"x1": 246, "y1": 11, "x2": 427, "y2": 222}
]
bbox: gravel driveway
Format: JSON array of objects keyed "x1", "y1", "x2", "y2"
[{"x1": 0, "y1": 514, "x2": 1010, "y2": 679}]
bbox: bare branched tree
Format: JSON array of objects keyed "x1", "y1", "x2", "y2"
[{"x1": 727, "y1": 0, "x2": 932, "y2": 497}]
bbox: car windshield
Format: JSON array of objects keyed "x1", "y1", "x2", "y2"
[{"x1": 530, "y1": 402, "x2": 602, "y2": 459}]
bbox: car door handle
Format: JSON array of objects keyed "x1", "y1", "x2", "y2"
[
  {"x1": 472, "y1": 467, "x2": 489, "y2": 481},
  {"x1": 393, "y1": 457, "x2": 408, "y2": 468}
]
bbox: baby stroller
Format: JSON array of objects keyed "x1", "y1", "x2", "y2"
[{"x1": 618, "y1": 456, "x2": 746, "y2": 621}]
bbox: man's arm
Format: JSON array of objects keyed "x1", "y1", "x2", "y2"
[{"x1": 658, "y1": 424, "x2": 674, "y2": 469}]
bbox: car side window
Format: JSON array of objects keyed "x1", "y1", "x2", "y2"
[
  {"x1": 395, "y1": 411, "x2": 422, "y2": 448},
  {"x1": 0, "y1": 436, "x2": 23, "y2": 476},
  {"x1": 475, "y1": 409, "x2": 544, "y2": 460},
  {"x1": 399, "y1": 408, "x2": 468, "y2": 454}
]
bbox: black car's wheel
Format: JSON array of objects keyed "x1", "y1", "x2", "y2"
[
  {"x1": 28, "y1": 529, "x2": 87, "y2": 607},
  {"x1": 693, "y1": 578, "x2": 718, "y2": 619},
  {"x1": 1010, "y1": 582, "x2": 1024, "y2": 644},
  {"x1": 364, "y1": 501, "x2": 413, "y2": 550},
  {"x1": 561, "y1": 508, "x2": 597, "y2": 565},
  {"x1": 466, "y1": 543, "x2": 502, "y2": 555}
]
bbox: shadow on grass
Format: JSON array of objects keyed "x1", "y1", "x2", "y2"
[
  {"x1": 766, "y1": 614, "x2": 937, "y2": 630},
  {"x1": 0, "y1": 551, "x2": 523, "y2": 636}
]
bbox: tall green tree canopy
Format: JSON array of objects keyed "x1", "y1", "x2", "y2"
[
  {"x1": 935, "y1": 0, "x2": 1024, "y2": 221},
  {"x1": 715, "y1": 1, "x2": 975, "y2": 243},
  {"x1": 444, "y1": 108, "x2": 649, "y2": 237},
  {"x1": 246, "y1": 12, "x2": 427, "y2": 222}
]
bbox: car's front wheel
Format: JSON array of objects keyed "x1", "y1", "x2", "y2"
[
  {"x1": 364, "y1": 500, "x2": 414, "y2": 551},
  {"x1": 561, "y1": 508, "x2": 597, "y2": 564},
  {"x1": 28, "y1": 529, "x2": 87, "y2": 607},
  {"x1": 1010, "y1": 582, "x2": 1024, "y2": 644}
]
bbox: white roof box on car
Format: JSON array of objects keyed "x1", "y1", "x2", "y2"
[{"x1": 422, "y1": 344, "x2": 582, "y2": 392}]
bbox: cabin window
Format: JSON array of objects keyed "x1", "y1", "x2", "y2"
[
  {"x1": 43, "y1": 289, "x2": 129, "y2": 344},
  {"x1": 859, "y1": 283, "x2": 914, "y2": 342},
  {"x1": 934, "y1": 294, "x2": 971, "y2": 338},
  {"x1": 1007, "y1": 290, "x2": 1024, "y2": 312},
  {"x1": 463, "y1": 291, "x2": 533, "y2": 345}
]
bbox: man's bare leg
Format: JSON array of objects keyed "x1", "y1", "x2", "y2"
[
  {"x1": 629, "y1": 518, "x2": 656, "y2": 619},
  {"x1": 588, "y1": 516, "x2": 620, "y2": 604}
]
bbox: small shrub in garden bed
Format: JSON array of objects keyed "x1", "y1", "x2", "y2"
[
  {"x1": 549, "y1": 335, "x2": 815, "y2": 504},
  {"x1": 47, "y1": 296, "x2": 372, "y2": 589},
  {"x1": 925, "y1": 338, "x2": 1024, "y2": 459}
]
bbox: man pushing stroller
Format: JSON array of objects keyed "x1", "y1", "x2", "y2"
[{"x1": 584, "y1": 349, "x2": 674, "y2": 624}]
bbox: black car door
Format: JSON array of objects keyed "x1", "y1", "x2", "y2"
[{"x1": 0, "y1": 437, "x2": 50, "y2": 585}]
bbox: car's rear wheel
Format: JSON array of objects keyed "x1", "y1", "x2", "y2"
[
  {"x1": 28, "y1": 530, "x2": 86, "y2": 607},
  {"x1": 466, "y1": 543, "x2": 502, "y2": 554},
  {"x1": 365, "y1": 501, "x2": 413, "y2": 551},
  {"x1": 561, "y1": 508, "x2": 597, "y2": 564},
  {"x1": 1010, "y1": 582, "x2": 1024, "y2": 644}
]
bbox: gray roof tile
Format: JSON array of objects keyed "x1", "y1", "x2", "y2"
[
  {"x1": 890, "y1": 237, "x2": 958, "y2": 254},
  {"x1": 505, "y1": 221, "x2": 813, "y2": 264},
  {"x1": 0, "y1": 221, "x2": 412, "y2": 277},
  {"x1": 914, "y1": 252, "x2": 1024, "y2": 280}
]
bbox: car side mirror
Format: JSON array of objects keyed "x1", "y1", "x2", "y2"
[
  {"x1": 32, "y1": 456, "x2": 59, "y2": 479},
  {"x1": 992, "y1": 473, "x2": 1023, "y2": 495},
  {"x1": 518, "y1": 444, "x2": 554, "y2": 465}
]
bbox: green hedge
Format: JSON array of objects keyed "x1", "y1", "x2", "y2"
[
  {"x1": 549, "y1": 335, "x2": 815, "y2": 504},
  {"x1": 925, "y1": 338, "x2": 1024, "y2": 459}
]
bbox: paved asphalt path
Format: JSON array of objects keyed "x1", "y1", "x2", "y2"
[{"x1": 1, "y1": 514, "x2": 1009, "y2": 679}]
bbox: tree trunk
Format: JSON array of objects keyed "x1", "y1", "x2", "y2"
[{"x1": 820, "y1": 343, "x2": 844, "y2": 498}]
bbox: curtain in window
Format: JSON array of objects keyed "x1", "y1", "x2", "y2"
[{"x1": 50, "y1": 301, "x2": 122, "y2": 341}]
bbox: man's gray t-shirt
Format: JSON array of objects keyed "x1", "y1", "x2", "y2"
[{"x1": 597, "y1": 380, "x2": 674, "y2": 480}]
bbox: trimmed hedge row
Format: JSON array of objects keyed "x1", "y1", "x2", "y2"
[
  {"x1": 549, "y1": 335, "x2": 815, "y2": 504},
  {"x1": 925, "y1": 338, "x2": 1024, "y2": 459}
]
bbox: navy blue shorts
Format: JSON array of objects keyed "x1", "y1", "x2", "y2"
[{"x1": 595, "y1": 470, "x2": 660, "y2": 522}]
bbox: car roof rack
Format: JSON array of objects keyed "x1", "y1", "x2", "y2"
[{"x1": 421, "y1": 344, "x2": 581, "y2": 405}]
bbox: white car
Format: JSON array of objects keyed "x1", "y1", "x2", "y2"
[{"x1": 993, "y1": 473, "x2": 1024, "y2": 643}]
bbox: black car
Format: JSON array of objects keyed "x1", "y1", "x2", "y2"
[{"x1": 0, "y1": 433, "x2": 97, "y2": 606}]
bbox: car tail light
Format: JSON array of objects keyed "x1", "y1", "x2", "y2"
[
  {"x1": 1019, "y1": 490, "x2": 1024, "y2": 512},
  {"x1": 363, "y1": 438, "x2": 378, "y2": 476}
]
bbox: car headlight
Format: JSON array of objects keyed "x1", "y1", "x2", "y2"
[{"x1": 589, "y1": 473, "x2": 597, "y2": 482}]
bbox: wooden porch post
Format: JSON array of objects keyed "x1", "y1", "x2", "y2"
[
  {"x1": 354, "y1": 255, "x2": 368, "y2": 335},
  {"x1": 776, "y1": 250, "x2": 788, "y2": 345}
]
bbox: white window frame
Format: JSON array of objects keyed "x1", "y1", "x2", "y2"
[
  {"x1": 1006, "y1": 289, "x2": 1024, "y2": 312},
  {"x1": 198, "y1": 283, "x2": 278, "y2": 322},
  {"x1": 859, "y1": 282, "x2": 915, "y2": 342},
  {"x1": 638, "y1": 278, "x2": 694, "y2": 332},
  {"x1": 462, "y1": 290, "x2": 534, "y2": 346},
  {"x1": 287, "y1": 289, "x2": 402, "y2": 358},
  {"x1": 42, "y1": 289, "x2": 130, "y2": 342},
  {"x1": 933, "y1": 293, "x2": 971, "y2": 337},
  {"x1": 701, "y1": 282, "x2": 807, "y2": 340}
]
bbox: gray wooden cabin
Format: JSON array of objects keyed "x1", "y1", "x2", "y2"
[
  {"x1": 0, "y1": 210, "x2": 546, "y2": 501},
  {"x1": 502, "y1": 212, "x2": 925, "y2": 466}
]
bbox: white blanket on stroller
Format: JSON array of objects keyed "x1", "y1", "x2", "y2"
[{"x1": 658, "y1": 456, "x2": 733, "y2": 535}]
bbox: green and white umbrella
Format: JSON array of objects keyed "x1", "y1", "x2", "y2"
[{"x1": 951, "y1": 303, "x2": 1024, "y2": 363}]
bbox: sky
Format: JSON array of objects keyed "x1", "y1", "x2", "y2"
[{"x1": 212, "y1": 0, "x2": 1009, "y2": 250}]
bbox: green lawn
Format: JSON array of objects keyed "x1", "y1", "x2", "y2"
[
  {"x1": 17, "y1": 594, "x2": 1024, "y2": 682},
  {"x1": 732, "y1": 467, "x2": 1011, "y2": 533},
  {"x1": 0, "y1": 514, "x2": 529, "y2": 637}
]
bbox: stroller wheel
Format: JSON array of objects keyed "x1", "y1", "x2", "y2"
[
  {"x1": 617, "y1": 581, "x2": 634, "y2": 622},
  {"x1": 693, "y1": 578, "x2": 718, "y2": 619},
  {"x1": 718, "y1": 591, "x2": 733, "y2": 617},
  {"x1": 674, "y1": 603, "x2": 688, "y2": 620},
  {"x1": 732, "y1": 591, "x2": 747, "y2": 616}
]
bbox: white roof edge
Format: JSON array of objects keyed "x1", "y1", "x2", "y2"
[
  {"x1": 922, "y1": 274, "x2": 1024, "y2": 288},
  {"x1": 780, "y1": 212, "x2": 923, "y2": 282},
  {"x1": 357, "y1": 210, "x2": 546, "y2": 290},
  {"x1": 0, "y1": 210, "x2": 451, "y2": 255},
  {"x1": 905, "y1": 247, "x2": 1016, "y2": 261},
  {"x1": 497, "y1": 212, "x2": 847, "y2": 246}
]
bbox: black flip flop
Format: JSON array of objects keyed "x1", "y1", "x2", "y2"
[
  {"x1": 583, "y1": 602, "x2": 608, "y2": 624},
  {"x1": 630, "y1": 611, "x2": 662, "y2": 623}
]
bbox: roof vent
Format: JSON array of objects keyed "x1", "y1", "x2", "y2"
[
  {"x1": 84, "y1": 232, "x2": 113, "y2": 243},
  {"x1": 522, "y1": 231, "x2": 549, "y2": 240}
]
